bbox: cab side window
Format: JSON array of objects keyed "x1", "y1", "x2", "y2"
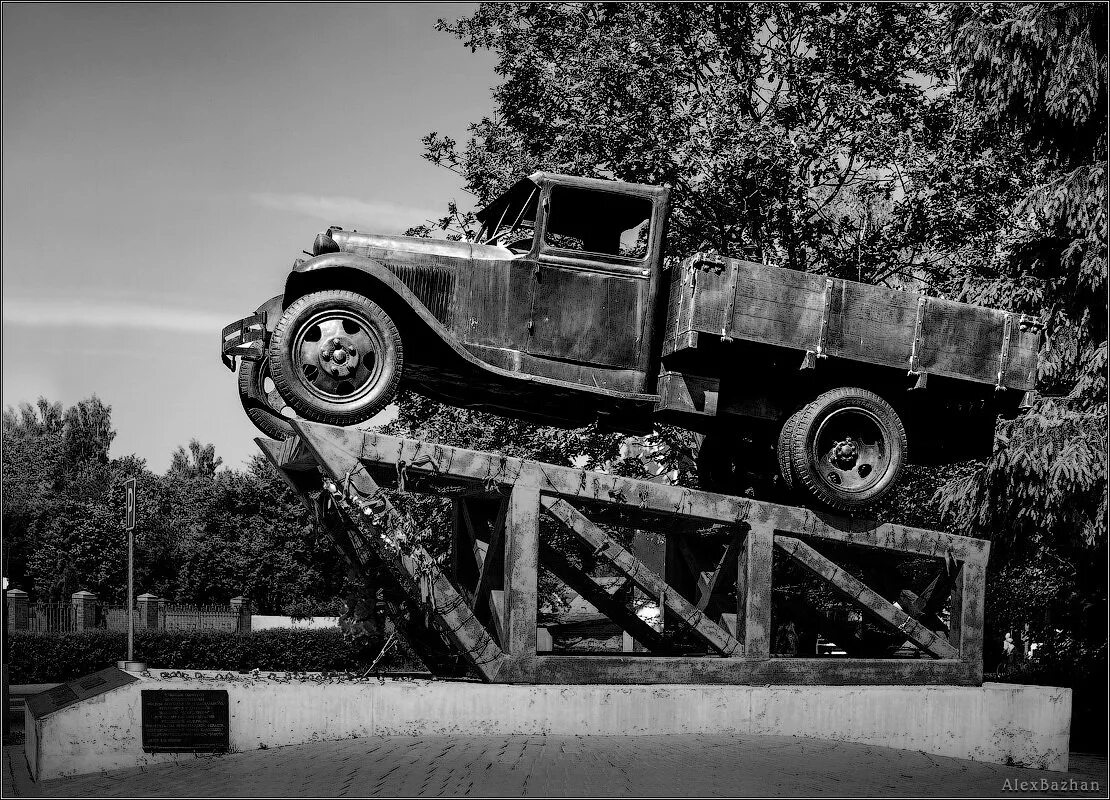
[{"x1": 544, "y1": 186, "x2": 652, "y2": 260}]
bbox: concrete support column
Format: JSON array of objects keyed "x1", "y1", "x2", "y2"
[
  {"x1": 230, "y1": 596, "x2": 252, "y2": 633},
  {"x1": 6, "y1": 588, "x2": 29, "y2": 631},
  {"x1": 136, "y1": 593, "x2": 163, "y2": 630},
  {"x1": 71, "y1": 590, "x2": 97, "y2": 630}
]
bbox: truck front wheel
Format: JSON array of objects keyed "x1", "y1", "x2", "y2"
[
  {"x1": 788, "y1": 387, "x2": 906, "y2": 512},
  {"x1": 269, "y1": 290, "x2": 403, "y2": 426}
]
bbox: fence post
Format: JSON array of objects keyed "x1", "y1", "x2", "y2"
[
  {"x1": 6, "y1": 589, "x2": 29, "y2": 631},
  {"x1": 230, "y1": 597, "x2": 252, "y2": 633},
  {"x1": 137, "y1": 593, "x2": 163, "y2": 631},
  {"x1": 71, "y1": 590, "x2": 97, "y2": 630}
]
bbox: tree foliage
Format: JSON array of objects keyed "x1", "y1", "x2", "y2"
[
  {"x1": 950, "y1": 3, "x2": 1106, "y2": 402},
  {"x1": 167, "y1": 439, "x2": 223, "y2": 480},
  {"x1": 939, "y1": 3, "x2": 1107, "y2": 531},
  {"x1": 428, "y1": 2, "x2": 962, "y2": 281},
  {"x1": 2, "y1": 396, "x2": 346, "y2": 613},
  {"x1": 935, "y1": 3, "x2": 1107, "y2": 692}
]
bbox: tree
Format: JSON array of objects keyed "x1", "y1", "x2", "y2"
[
  {"x1": 167, "y1": 439, "x2": 223, "y2": 480},
  {"x1": 156, "y1": 445, "x2": 347, "y2": 612},
  {"x1": 415, "y1": 1, "x2": 1036, "y2": 520},
  {"x1": 934, "y1": 5, "x2": 1107, "y2": 727},
  {"x1": 948, "y1": 3, "x2": 1106, "y2": 405},
  {"x1": 4, "y1": 396, "x2": 154, "y2": 601},
  {"x1": 2, "y1": 398, "x2": 349, "y2": 612},
  {"x1": 426, "y1": 3, "x2": 955, "y2": 281},
  {"x1": 2, "y1": 398, "x2": 65, "y2": 591}
]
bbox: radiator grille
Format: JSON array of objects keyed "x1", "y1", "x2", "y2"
[{"x1": 382, "y1": 261, "x2": 456, "y2": 326}]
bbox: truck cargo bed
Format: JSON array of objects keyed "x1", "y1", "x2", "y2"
[{"x1": 662, "y1": 253, "x2": 1041, "y2": 392}]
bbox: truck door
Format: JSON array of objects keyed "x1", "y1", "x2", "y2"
[{"x1": 527, "y1": 183, "x2": 656, "y2": 369}]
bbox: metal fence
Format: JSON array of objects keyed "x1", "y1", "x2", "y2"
[
  {"x1": 101, "y1": 605, "x2": 139, "y2": 631},
  {"x1": 9, "y1": 589, "x2": 253, "y2": 636},
  {"x1": 162, "y1": 604, "x2": 243, "y2": 632},
  {"x1": 27, "y1": 602, "x2": 76, "y2": 633},
  {"x1": 99, "y1": 604, "x2": 245, "y2": 633}
]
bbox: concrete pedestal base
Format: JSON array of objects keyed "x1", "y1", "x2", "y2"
[{"x1": 25, "y1": 670, "x2": 1072, "y2": 781}]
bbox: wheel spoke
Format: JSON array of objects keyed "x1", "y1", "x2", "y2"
[
  {"x1": 346, "y1": 327, "x2": 375, "y2": 357},
  {"x1": 309, "y1": 365, "x2": 341, "y2": 394},
  {"x1": 316, "y1": 318, "x2": 345, "y2": 343},
  {"x1": 855, "y1": 441, "x2": 885, "y2": 469},
  {"x1": 298, "y1": 339, "x2": 319, "y2": 368},
  {"x1": 265, "y1": 387, "x2": 287, "y2": 413}
]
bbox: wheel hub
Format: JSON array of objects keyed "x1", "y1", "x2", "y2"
[
  {"x1": 811, "y1": 405, "x2": 893, "y2": 494},
  {"x1": 831, "y1": 439, "x2": 859, "y2": 469},
  {"x1": 318, "y1": 336, "x2": 359, "y2": 377}
]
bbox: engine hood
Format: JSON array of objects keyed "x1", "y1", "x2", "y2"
[{"x1": 324, "y1": 229, "x2": 514, "y2": 262}]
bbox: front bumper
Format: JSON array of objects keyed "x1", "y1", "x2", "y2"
[{"x1": 220, "y1": 312, "x2": 267, "y2": 371}]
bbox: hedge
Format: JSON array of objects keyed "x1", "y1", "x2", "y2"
[{"x1": 7, "y1": 629, "x2": 422, "y2": 684}]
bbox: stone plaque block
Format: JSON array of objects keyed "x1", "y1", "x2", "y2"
[{"x1": 25, "y1": 667, "x2": 138, "y2": 719}]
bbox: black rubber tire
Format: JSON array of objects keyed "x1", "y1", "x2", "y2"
[
  {"x1": 269, "y1": 290, "x2": 403, "y2": 426},
  {"x1": 238, "y1": 358, "x2": 297, "y2": 440},
  {"x1": 789, "y1": 387, "x2": 907, "y2": 512},
  {"x1": 775, "y1": 407, "x2": 807, "y2": 492}
]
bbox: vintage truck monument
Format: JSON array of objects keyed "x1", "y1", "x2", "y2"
[
  {"x1": 212, "y1": 170, "x2": 1051, "y2": 678},
  {"x1": 222, "y1": 172, "x2": 1041, "y2": 511},
  {"x1": 23, "y1": 175, "x2": 1072, "y2": 784}
]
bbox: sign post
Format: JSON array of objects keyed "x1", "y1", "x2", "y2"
[{"x1": 124, "y1": 478, "x2": 136, "y2": 664}]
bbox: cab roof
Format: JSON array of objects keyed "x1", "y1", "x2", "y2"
[{"x1": 476, "y1": 172, "x2": 668, "y2": 225}]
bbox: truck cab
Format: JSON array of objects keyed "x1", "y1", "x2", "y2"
[{"x1": 465, "y1": 172, "x2": 671, "y2": 395}]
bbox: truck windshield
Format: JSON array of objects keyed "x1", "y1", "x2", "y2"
[{"x1": 478, "y1": 186, "x2": 539, "y2": 253}]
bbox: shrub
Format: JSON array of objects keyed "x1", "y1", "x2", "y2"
[{"x1": 7, "y1": 628, "x2": 422, "y2": 684}]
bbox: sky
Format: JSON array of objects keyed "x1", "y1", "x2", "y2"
[{"x1": 2, "y1": 2, "x2": 497, "y2": 472}]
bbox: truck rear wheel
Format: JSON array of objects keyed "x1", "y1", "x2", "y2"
[
  {"x1": 269, "y1": 290, "x2": 403, "y2": 426},
  {"x1": 788, "y1": 388, "x2": 906, "y2": 512},
  {"x1": 238, "y1": 358, "x2": 297, "y2": 440}
]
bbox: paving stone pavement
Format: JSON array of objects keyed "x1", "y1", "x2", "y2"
[{"x1": 6, "y1": 735, "x2": 1108, "y2": 798}]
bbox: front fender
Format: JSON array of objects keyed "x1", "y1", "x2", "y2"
[
  {"x1": 284, "y1": 251, "x2": 479, "y2": 372},
  {"x1": 286, "y1": 250, "x2": 459, "y2": 339},
  {"x1": 254, "y1": 294, "x2": 284, "y2": 332}
]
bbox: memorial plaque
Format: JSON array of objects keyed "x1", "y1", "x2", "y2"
[
  {"x1": 141, "y1": 690, "x2": 229, "y2": 753},
  {"x1": 78, "y1": 674, "x2": 107, "y2": 690},
  {"x1": 45, "y1": 684, "x2": 78, "y2": 708},
  {"x1": 25, "y1": 667, "x2": 138, "y2": 720}
]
